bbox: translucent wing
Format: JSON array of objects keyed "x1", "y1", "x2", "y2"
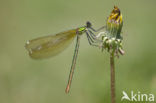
[{"x1": 25, "y1": 29, "x2": 77, "y2": 59}]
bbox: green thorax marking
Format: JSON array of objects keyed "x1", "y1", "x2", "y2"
[{"x1": 77, "y1": 27, "x2": 86, "y2": 35}]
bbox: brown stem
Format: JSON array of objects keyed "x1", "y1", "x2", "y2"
[{"x1": 110, "y1": 52, "x2": 116, "y2": 103}]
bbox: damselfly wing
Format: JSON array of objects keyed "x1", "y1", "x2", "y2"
[{"x1": 25, "y1": 29, "x2": 77, "y2": 59}]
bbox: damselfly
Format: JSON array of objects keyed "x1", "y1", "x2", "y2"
[{"x1": 25, "y1": 22, "x2": 104, "y2": 93}]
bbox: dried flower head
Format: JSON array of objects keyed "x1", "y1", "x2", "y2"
[{"x1": 98, "y1": 6, "x2": 124, "y2": 56}]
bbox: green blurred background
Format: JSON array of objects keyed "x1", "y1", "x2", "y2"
[{"x1": 0, "y1": 0, "x2": 156, "y2": 103}]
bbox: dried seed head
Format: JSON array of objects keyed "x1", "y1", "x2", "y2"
[{"x1": 99, "y1": 6, "x2": 124, "y2": 56}]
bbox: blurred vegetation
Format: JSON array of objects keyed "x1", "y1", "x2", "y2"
[{"x1": 0, "y1": 0, "x2": 156, "y2": 103}]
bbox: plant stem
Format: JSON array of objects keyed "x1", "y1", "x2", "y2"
[{"x1": 110, "y1": 51, "x2": 116, "y2": 103}]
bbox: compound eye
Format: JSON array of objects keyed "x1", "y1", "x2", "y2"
[{"x1": 86, "y1": 21, "x2": 92, "y2": 28}]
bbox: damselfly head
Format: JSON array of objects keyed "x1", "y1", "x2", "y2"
[{"x1": 86, "y1": 21, "x2": 92, "y2": 28}]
